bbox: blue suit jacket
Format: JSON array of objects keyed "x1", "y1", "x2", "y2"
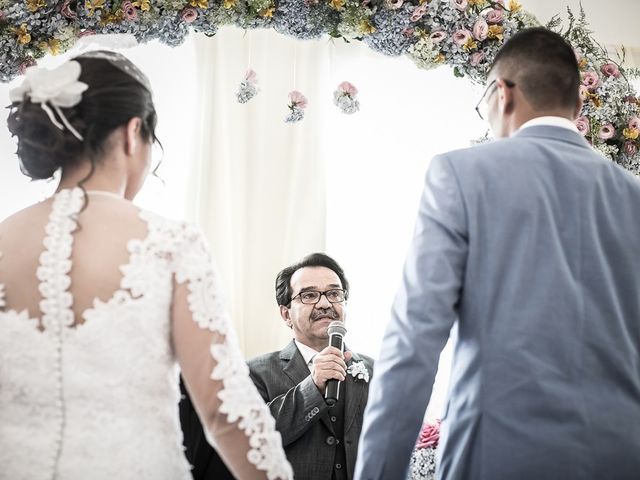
[{"x1": 355, "y1": 126, "x2": 640, "y2": 480}]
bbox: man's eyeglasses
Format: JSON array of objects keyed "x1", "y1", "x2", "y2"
[
  {"x1": 475, "y1": 79, "x2": 516, "y2": 121},
  {"x1": 291, "y1": 289, "x2": 346, "y2": 305}
]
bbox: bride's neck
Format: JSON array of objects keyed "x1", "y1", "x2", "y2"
[{"x1": 57, "y1": 157, "x2": 128, "y2": 197}]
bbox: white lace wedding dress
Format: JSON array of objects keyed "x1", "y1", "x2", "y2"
[{"x1": 0, "y1": 188, "x2": 292, "y2": 480}]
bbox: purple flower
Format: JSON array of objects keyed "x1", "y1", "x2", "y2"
[
  {"x1": 181, "y1": 7, "x2": 198, "y2": 23},
  {"x1": 600, "y1": 62, "x2": 620, "y2": 78},
  {"x1": 624, "y1": 141, "x2": 638, "y2": 157},
  {"x1": 581, "y1": 71, "x2": 600, "y2": 91},
  {"x1": 469, "y1": 51, "x2": 486, "y2": 66},
  {"x1": 430, "y1": 31, "x2": 448, "y2": 44},
  {"x1": 598, "y1": 123, "x2": 616, "y2": 140},
  {"x1": 472, "y1": 18, "x2": 488, "y2": 41},
  {"x1": 485, "y1": 9, "x2": 504, "y2": 24},
  {"x1": 575, "y1": 116, "x2": 590, "y2": 136},
  {"x1": 453, "y1": 29, "x2": 472, "y2": 46},
  {"x1": 451, "y1": 0, "x2": 468, "y2": 11}
]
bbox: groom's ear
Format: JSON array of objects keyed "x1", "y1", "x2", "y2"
[{"x1": 280, "y1": 305, "x2": 293, "y2": 328}]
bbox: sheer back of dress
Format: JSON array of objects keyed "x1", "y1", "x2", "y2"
[{"x1": 0, "y1": 188, "x2": 292, "y2": 480}]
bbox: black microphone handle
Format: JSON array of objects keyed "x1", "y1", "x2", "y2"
[{"x1": 324, "y1": 332, "x2": 344, "y2": 406}]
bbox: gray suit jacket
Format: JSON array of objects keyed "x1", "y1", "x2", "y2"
[
  {"x1": 355, "y1": 126, "x2": 640, "y2": 480},
  {"x1": 249, "y1": 340, "x2": 374, "y2": 480}
]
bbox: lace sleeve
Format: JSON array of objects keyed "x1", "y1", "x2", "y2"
[{"x1": 170, "y1": 225, "x2": 292, "y2": 480}]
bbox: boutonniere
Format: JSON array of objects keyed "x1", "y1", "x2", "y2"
[{"x1": 347, "y1": 360, "x2": 370, "y2": 383}]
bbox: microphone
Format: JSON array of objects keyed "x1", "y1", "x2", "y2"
[{"x1": 325, "y1": 320, "x2": 347, "y2": 406}]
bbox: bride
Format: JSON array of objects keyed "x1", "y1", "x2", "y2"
[{"x1": 0, "y1": 51, "x2": 292, "y2": 480}]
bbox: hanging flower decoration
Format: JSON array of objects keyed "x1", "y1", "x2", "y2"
[
  {"x1": 0, "y1": 1, "x2": 637, "y2": 173},
  {"x1": 333, "y1": 81, "x2": 360, "y2": 114},
  {"x1": 285, "y1": 90, "x2": 308, "y2": 123},
  {"x1": 236, "y1": 68, "x2": 259, "y2": 103}
]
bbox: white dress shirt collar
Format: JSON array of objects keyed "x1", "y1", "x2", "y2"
[
  {"x1": 517, "y1": 115, "x2": 578, "y2": 134},
  {"x1": 294, "y1": 340, "x2": 319, "y2": 371}
]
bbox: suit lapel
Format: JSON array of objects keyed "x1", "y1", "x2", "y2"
[
  {"x1": 280, "y1": 340, "x2": 311, "y2": 386},
  {"x1": 344, "y1": 351, "x2": 368, "y2": 434}
]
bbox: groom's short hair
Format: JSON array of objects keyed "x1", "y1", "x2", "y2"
[{"x1": 490, "y1": 27, "x2": 580, "y2": 111}]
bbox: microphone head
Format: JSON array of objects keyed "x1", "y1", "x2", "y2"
[{"x1": 327, "y1": 320, "x2": 347, "y2": 337}]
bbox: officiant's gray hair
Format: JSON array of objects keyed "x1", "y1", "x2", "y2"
[
  {"x1": 489, "y1": 27, "x2": 580, "y2": 111},
  {"x1": 275, "y1": 253, "x2": 350, "y2": 307}
]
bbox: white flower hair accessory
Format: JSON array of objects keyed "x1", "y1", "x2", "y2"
[
  {"x1": 9, "y1": 61, "x2": 88, "y2": 141},
  {"x1": 347, "y1": 360, "x2": 370, "y2": 383}
]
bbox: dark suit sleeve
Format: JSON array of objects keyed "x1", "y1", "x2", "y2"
[{"x1": 249, "y1": 363, "x2": 329, "y2": 447}]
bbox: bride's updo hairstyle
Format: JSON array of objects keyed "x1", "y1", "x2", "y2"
[{"x1": 7, "y1": 51, "x2": 158, "y2": 181}]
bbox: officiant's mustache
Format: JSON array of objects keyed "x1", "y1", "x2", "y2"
[{"x1": 310, "y1": 308, "x2": 339, "y2": 322}]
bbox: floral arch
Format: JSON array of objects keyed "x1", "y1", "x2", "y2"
[{"x1": 0, "y1": 0, "x2": 639, "y2": 174}]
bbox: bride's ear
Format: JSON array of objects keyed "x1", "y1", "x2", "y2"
[{"x1": 124, "y1": 117, "x2": 143, "y2": 156}]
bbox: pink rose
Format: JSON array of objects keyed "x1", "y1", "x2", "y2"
[
  {"x1": 289, "y1": 91, "x2": 308, "y2": 109},
  {"x1": 453, "y1": 29, "x2": 472, "y2": 46},
  {"x1": 18, "y1": 58, "x2": 37, "y2": 75},
  {"x1": 485, "y1": 9, "x2": 504, "y2": 24},
  {"x1": 451, "y1": 0, "x2": 468, "y2": 11},
  {"x1": 402, "y1": 27, "x2": 415, "y2": 38},
  {"x1": 469, "y1": 51, "x2": 486, "y2": 67},
  {"x1": 59, "y1": 0, "x2": 76, "y2": 19},
  {"x1": 472, "y1": 18, "x2": 488, "y2": 41},
  {"x1": 181, "y1": 7, "x2": 198, "y2": 23},
  {"x1": 416, "y1": 421, "x2": 441, "y2": 449},
  {"x1": 338, "y1": 81, "x2": 358, "y2": 97},
  {"x1": 581, "y1": 70, "x2": 600, "y2": 91},
  {"x1": 600, "y1": 62, "x2": 620, "y2": 78},
  {"x1": 628, "y1": 117, "x2": 640, "y2": 130},
  {"x1": 430, "y1": 31, "x2": 448, "y2": 44},
  {"x1": 624, "y1": 141, "x2": 638, "y2": 157},
  {"x1": 385, "y1": 0, "x2": 403, "y2": 9},
  {"x1": 122, "y1": 1, "x2": 137, "y2": 21},
  {"x1": 573, "y1": 48, "x2": 582, "y2": 62},
  {"x1": 598, "y1": 123, "x2": 616, "y2": 140},
  {"x1": 245, "y1": 69, "x2": 257, "y2": 83},
  {"x1": 575, "y1": 116, "x2": 590, "y2": 136},
  {"x1": 79, "y1": 29, "x2": 96, "y2": 37},
  {"x1": 410, "y1": 4, "x2": 428, "y2": 22}
]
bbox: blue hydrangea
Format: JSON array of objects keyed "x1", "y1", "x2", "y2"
[
  {"x1": 273, "y1": 0, "x2": 334, "y2": 40},
  {"x1": 363, "y1": 4, "x2": 417, "y2": 57}
]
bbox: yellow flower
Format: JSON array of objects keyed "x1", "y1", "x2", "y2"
[
  {"x1": 468, "y1": 0, "x2": 487, "y2": 7},
  {"x1": 414, "y1": 27, "x2": 429, "y2": 39},
  {"x1": 418, "y1": 0, "x2": 430, "y2": 4},
  {"x1": 585, "y1": 92, "x2": 602, "y2": 108},
  {"x1": 487, "y1": 25, "x2": 504, "y2": 41},
  {"x1": 624, "y1": 128, "x2": 640, "y2": 140},
  {"x1": 330, "y1": 0, "x2": 345, "y2": 10},
  {"x1": 39, "y1": 38, "x2": 63, "y2": 56},
  {"x1": 85, "y1": 0, "x2": 105, "y2": 16},
  {"x1": 578, "y1": 58, "x2": 588, "y2": 70},
  {"x1": 26, "y1": 0, "x2": 47, "y2": 12},
  {"x1": 463, "y1": 38, "x2": 478, "y2": 52},
  {"x1": 259, "y1": 6, "x2": 275, "y2": 17},
  {"x1": 435, "y1": 53, "x2": 446, "y2": 63},
  {"x1": 359, "y1": 19, "x2": 376, "y2": 35},
  {"x1": 188, "y1": 0, "x2": 208, "y2": 8},
  {"x1": 132, "y1": 0, "x2": 151, "y2": 10},
  {"x1": 223, "y1": 0, "x2": 235, "y2": 8},
  {"x1": 508, "y1": 0, "x2": 522, "y2": 12},
  {"x1": 13, "y1": 24, "x2": 31, "y2": 45}
]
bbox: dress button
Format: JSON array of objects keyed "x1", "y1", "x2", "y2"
[
  {"x1": 325, "y1": 436, "x2": 336, "y2": 446},
  {"x1": 336, "y1": 463, "x2": 342, "y2": 469},
  {"x1": 330, "y1": 415, "x2": 337, "y2": 422}
]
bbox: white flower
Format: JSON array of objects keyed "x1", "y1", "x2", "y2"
[
  {"x1": 347, "y1": 360, "x2": 370, "y2": 382},
  {"x1": 9, "y1": 60, "x2": 87, "y2": 108}
]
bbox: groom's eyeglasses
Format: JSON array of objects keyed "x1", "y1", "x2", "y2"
[
  {"x1": 291, "y1": 289, "x2": 346, "y2": 305},
  {"x1": 475, "y1": 79, "x2": 516, "y2": 121}
]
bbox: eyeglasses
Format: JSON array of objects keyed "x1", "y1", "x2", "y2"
[
  {"x1": 475, "y1": 79, "x2": 516, "y2": 121},
  {"x1": 291, "y1": 289, "x2": 346, "y2": 305}
]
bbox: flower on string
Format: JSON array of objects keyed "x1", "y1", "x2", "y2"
[
  {"x1": 346, "y1": 360, "x2": 369, "y2": 382},
  {"x1": 333, "y1": 81, "x2": 360, "y2": 114},
  {"x1": 236, "y1": 69, "x2": 259, "y2": 104},
  {"x1": 285, "y1": 90, "x2": 308, "y2": 123}
]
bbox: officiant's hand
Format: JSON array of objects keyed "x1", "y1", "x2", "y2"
[{"x1": 311, "y1": 346, "x2": 353, "y2": 393}]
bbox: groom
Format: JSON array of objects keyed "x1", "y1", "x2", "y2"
[{"x1": 355, "y1": 27, "x2": 640, "y2": 480}]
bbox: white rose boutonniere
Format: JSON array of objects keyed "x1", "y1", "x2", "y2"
[{"x1": 347, "y1": 360, "x2": 370, "y2": 383}]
